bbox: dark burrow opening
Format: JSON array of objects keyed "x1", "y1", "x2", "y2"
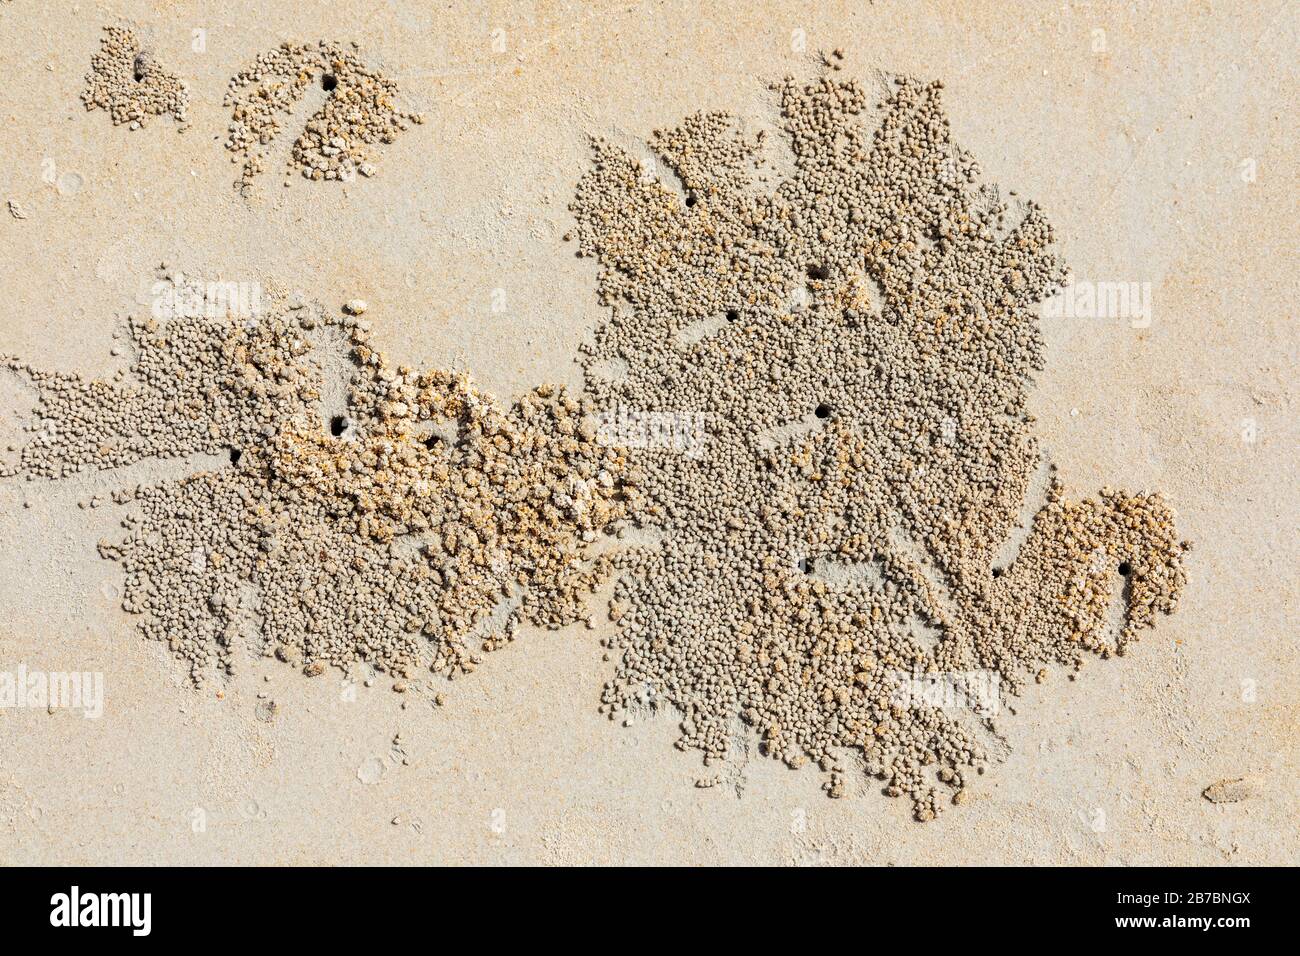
[
  {"x1": 229, "y1": 448, "x2": 242, "y2": 466},
  {"x1": 725, "y1": 308, "x2": 740, "y2": 322},
  {"x1": 798, "y1": 557, "x2": 813, "y2": 574},
  {"x1": 133, "y1": 55, "x2": 145, "y2": 82},
  {"x1": 814, "y1": 403, "x2": 832, "y2": 419},
  {"x1": 423, "y1": 434, "x2": 441, "y2": 451},
  {"x1": 684, "y1": 193, "x2": 697, "y2": 207},
  {"x1": 329, "y1": 415, "x2": 349, "y2": 437},
  {"x1": 1118, "y1": 561, "x2": 1132, "y2": 576},
  {"x1": 992, "y1": 566, "x2": 1004, "y2": 578},
  {"x1": 807, "y1": 263, "x2": 830, "y2": 281},
  {"x1": 322, "y1": 73, "x2": 338, "y2": 92}
]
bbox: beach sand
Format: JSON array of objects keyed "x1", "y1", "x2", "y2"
[{"x1": 0, "y1": 0, "x2": 1295, "y2": 864}]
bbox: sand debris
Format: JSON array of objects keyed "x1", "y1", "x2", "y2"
[
  {"x1": 571, "y1": 70, "x2": 1189, "y2": 819},
  {"x1": 8, "y1": 60, "x2": 1190, "y2": 823},
  {"x1": 223, "y1": 40, "x2": 423, "y2": 192},
  {"x1": 4, "y1": 277, "x2": 631, "y2": 686},
  {"x1": 81, "y1": 26, "x2": 189, "y2": 130}
]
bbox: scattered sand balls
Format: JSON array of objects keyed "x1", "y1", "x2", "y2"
[
  {"x1": 81, "y1": 26, "x2": 188, "y2": 130},
  {"x1": 4, "y1": 280, "x2": 632, "y2": 687},
  {"x1": 571, "y1": 70, "x2": 1189, "y2": 819},
  {"x1": 223, "y1": 40, "x2": 423, "y2": 192},
  {"x1": 8, "y1": 56, "x2": 1190, "y2": 822}
]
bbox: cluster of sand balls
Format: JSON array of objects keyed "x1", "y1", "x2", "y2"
[
  {"x1": 224, "y1": 40, "x2": 423, "y2": 192},
  {"x1": 4, "y1": 281, "x2": 631, "y2": 687},
  {"x1": 81, "y1": 26, "x2": 189, "y2": 130},
  {"x1": 570, "y1": 72, "x2": 1189, "y2": 818},
  {"x1": 22, "y1": 51, "x2": 1192, "y2": 818}
]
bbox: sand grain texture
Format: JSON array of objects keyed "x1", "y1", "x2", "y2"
[{"x1": 0, "y1": 0, "x2": 1295, "y2": 865}]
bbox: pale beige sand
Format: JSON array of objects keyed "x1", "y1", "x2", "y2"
[{"x1": 0, "y1": 0, "x2": 1295, "y2": 864}]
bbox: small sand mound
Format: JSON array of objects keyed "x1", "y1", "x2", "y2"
[
  {"x1": 223, "y1": 40, "x2": 423, "y2": 192},
  {"x1": 81, "y1": 26, "x2": 189, "y2": 130}
]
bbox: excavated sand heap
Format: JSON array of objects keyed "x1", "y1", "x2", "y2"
[
  {"x1": 4, "y1": 279, "x2": 631, "y2": 688},
  {"x1": 224, "y1": 40, "x2": 423, "y2": 191},
  {"x1": 571, "y1": 71, "x2": 1189, "y2": 818},
  {"x1": 81, "y1": 26, "x2": 189, "y2": 130}
]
